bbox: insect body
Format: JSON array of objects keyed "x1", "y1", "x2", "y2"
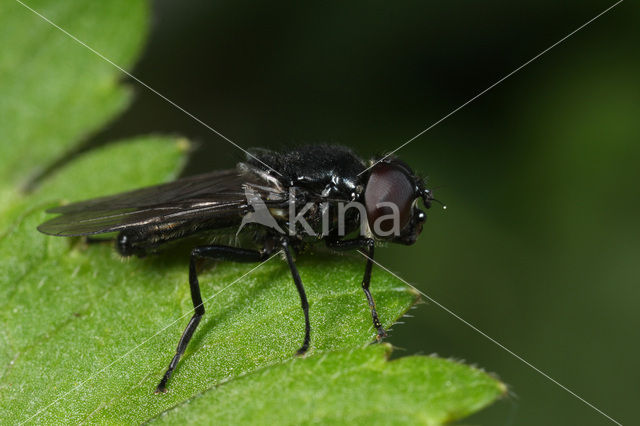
[{"x1": 38, "y1": 145, "x2": 436, "y2": 393}]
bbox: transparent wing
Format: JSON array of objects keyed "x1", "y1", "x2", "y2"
[{"x1": 37, "y1": 169, "x2": 284, "y2": 236}]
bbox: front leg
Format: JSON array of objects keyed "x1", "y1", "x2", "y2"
[
  {"x1": 155, "y1": 245, "x2": 270, "y2": 394},
  {"x1": 326, "y1": 238, "x2": 387, "y2": 339}
]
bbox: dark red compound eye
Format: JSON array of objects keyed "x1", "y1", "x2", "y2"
[{"x1": 364, "y1": 163, "x2": 415, "y2": 236}]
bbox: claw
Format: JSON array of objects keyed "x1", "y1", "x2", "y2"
[{"x1": 296, "y1": 346, "x2": 309, "y2": 356}]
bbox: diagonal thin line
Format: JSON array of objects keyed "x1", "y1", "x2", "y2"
[
  {"x1": 14, "y1": 1, "x2": 625, "y2": 423},
  {"x1": 14, "y1": 0, "x2": 283, "y2": 177},
  {"x1": 359, "y1": 251, "x2": 622, "y2": 425},
  {"x1": 359, "y1": 0, "x2": 624, "y2": 176},
  {"x1": 19, "y1": 254, "x2": 279, "y2": 425}
]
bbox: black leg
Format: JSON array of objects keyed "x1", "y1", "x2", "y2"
[
  {"x1": 360, "y1": 244, "x2": 386, "y2": 339},
  {"x1": 281, "y1": 239, "x2": 311, "y2": 355},
  {"x1": 326, "y1": 238, "x2": 386, "y2": 339},
  {"x1": 155, "y1": 245, "x2": 269, "y2": 394}
]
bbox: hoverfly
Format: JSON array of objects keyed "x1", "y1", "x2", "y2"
[{"x1": 38, "y1": 145, "x2": 437, "y2": 393}]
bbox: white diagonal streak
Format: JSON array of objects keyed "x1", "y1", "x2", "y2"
[
  {"x1": 14, "y1": 0, "x2": 282, "y2": 177},
  {"x1": 359, "y1": 0, "x2": 624, "y2": 176},
  {"x1": 359, "y1": 251, "x2": 622, "y2": 425},
  {"x1": 20, "y1": 254, "x2": 279, "y2": 425}
]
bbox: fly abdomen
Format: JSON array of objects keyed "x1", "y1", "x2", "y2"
[
  {"x1": 116, "y1": 221, "x2": 208, "y2": 257},
  {"x1": 116, "y1": 229, "x2": 149, "y2": 257}
]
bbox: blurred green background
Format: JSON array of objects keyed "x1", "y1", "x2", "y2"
[{"x1": 82, "y1": 1, "x2": 638, "y2": 424}]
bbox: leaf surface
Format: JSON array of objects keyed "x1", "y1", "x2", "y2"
[
  {"x1": 0, "y1": 1, "x2": 505, "y2": 424},
  {"x1": 152, "y1": 344, "x2": 506, "y2": 426}
]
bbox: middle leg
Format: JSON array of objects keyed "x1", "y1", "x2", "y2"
[{"x1": 281, "y1": 239, "x2": 311, "y2": 355}]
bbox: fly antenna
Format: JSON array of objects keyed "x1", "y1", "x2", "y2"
[
  {"x1": 422, "y1": 189, "x2": 447, "y2": 210},
  {"x1": 432, "y1": 198, "x2": 447, "y2": 210}
]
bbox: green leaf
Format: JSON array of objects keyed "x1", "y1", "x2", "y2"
[
  {"x1": 0, "y1": 0, "x2": 147, "y2": 189},
  {"x1": 151, "y1": 344, "x2": 506, "y2": 426},
  {"x1": 0, "y1": 1, "x2": 505, "y2": 424},
  {"x1": 0, "y1": 137, "x2": 190, "y2": 423},
  {"x1": 0, "y1": 150, "x2": 421, "y2": 421}
]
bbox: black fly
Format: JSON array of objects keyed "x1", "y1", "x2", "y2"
[{"x1": 37, "y1": 145, "x2": 437, "y2": 393}]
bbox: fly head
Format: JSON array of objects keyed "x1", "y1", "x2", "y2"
[{"x1": 363, "y1": 158, "x2": 435, "y2": 245}]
